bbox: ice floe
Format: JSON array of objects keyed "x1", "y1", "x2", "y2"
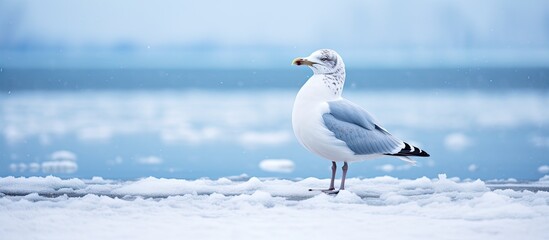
[{"x1": 1, "y1": 175, "x2": 548, "y2": 240}]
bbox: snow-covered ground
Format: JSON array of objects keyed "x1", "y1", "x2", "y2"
[{"x1": 1, "y1": 175, "x2": 548, "y2": 240}]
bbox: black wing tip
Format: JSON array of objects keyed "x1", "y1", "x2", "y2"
[
  {"x1": 416, "y1": 151, "x2": 430, "y2": 157},
  {"x1": 389, "y1": 142, "x2": 430, "y2": 157},
  {"x1": 387, "y1": 152, "x2": 430, "y2": 157}
]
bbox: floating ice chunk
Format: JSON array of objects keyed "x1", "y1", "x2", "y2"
[
  {"x1": 107, "y1": 156, "x2": 124, "y2": 165},
  {"x1": 4, "y1": 125, "x2": 25, "y2": 144},
  {"x1": 259, "y1": 159, "x2": 295, "y2": 173},
  {"x1": 538, "y1": 165, "x2": 549, "y2": 174},
  {"x1": 374, "y1": 163, "x2": 413, "y2": 173},
  {"x1": 531, "y1": 135, "x2": 549, "y2": 148},
  {"x1": 377, "y1": 164, "x2": 394, "y2": 173},
  {"x1": 43, "y1": 150, "x2": 78, "y2": 173},
  {"x1": 137, "y1": 156, "x2": 163, "y2": 165},
  {"x1": 42, "y1": 160, "x2": 78, "y2": 174},
  {"x1": 238, "y1": 131, "x2": 291, "y2": 147},
  {"x1": 28, "y1": 163, "x2": 40, "y2": 172},
  {"x1": 468, "y1": 164, "x2": 478, "y2": 172},
  {"x1": 18, "y1": 163, "x2": 27, "y2": 172},
  {"x1": 226, "y1": 173, "x2": 250, "y2": 181},
  {"x1": 444, "y1": 132, "x2": 470, "y2": 151},
  {"x1": 9, "y1": 163, "x2": 17, "y2": 172},
  {"x1": 51, "y1": 150, "x2": 77, "y2": 161}
]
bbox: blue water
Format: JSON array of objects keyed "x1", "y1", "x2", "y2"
[
  {"x1": 2, "y1": 68, "x2": 548, "y2": 90},
  {"x1": 1, "y1": 68, "x2": 548, "y2": 180}
]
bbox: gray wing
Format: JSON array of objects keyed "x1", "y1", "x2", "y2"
[{"x1": 323, "y1": 99, "x2": 403, "y2": 155}]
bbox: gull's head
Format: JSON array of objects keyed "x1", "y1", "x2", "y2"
[{"x1": 292, "y1": 49, "x2": 345, "y2": 75}]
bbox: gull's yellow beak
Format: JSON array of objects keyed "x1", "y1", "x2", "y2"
[{"x1": 292, "y1": 57, "x2": 315, "y2": 66}]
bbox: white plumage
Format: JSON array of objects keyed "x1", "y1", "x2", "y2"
[{"x1": 291, "y1": 49, "x2": 429, "y2": 193}]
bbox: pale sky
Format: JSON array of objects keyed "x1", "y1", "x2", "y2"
[{"x1": 1, "y1": 0, "x2": 548, "y2": 67}]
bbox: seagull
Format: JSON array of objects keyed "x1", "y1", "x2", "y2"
[{"x1": 292, "y1": 49, "x2": 430, "y2": 194}]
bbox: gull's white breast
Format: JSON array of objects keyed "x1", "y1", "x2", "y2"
[{"x1": 292, "y1": 76, "x2": 358, "y2": 162}]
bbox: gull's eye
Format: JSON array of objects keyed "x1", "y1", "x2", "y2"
[{"x1": 320, "y1": 57, "x2": 329, "y2": 62}]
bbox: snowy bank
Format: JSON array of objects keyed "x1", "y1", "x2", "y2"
[{"x1": 1, "y1": 175, "x2": 548, "y2": 240}]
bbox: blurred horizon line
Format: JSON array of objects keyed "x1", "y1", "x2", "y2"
[
  {"x1": 2, "y1": 47, "x2": 549, "y2": 69},
  {"x1": 2, "y1": 68, "x2": 547, "y2": 91}
]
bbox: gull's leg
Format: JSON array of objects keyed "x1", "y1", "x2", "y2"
[
  {"x1": 328, "y1": 161, "x2": 336, "y2": 190},
  {"x1": 339, "y1": 162, "x2": 349, "y2": 191},
  {"x1": 323, "y1": 162, "x2": 349, "y2": 195},
  {"x1": 309, "y1": 161, "x2": 337, "y2": 192}
]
